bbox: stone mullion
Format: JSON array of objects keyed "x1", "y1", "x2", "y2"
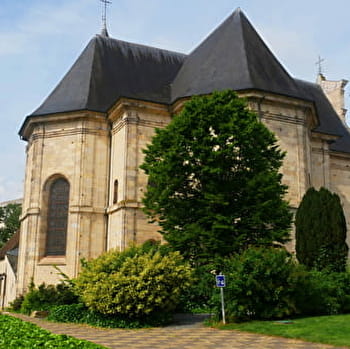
[{"x1": 71, "y1": 125, "x2": 84, "y2": 277}]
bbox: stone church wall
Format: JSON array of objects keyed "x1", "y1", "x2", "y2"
[
  {"x1": 244, "y1": 93, "x2": 314, "y2": 209},
  {"x1": 107, "y1": 101, "x2": 171, "y2": 251},
  {"x1": 17, "y1": 113, "x2": 110, "y2": 294},
  {"x1": 16, "y1": 93, "x2": 350, "y2": 296},
  {"x1": 330, "y1": 153, "x2": 350, "y2": 247}
]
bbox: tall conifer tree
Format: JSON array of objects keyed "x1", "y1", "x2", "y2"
[
  {"x1": 141, "y1": 90, "x2": 292, "y2": 263},
  {"x1": 295, "y1": 187, "x2": 348, "y2": 271}
]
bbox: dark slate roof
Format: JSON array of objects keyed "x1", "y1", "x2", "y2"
[
  {"x1": 29, "y1": 35, "x2": 186, "y2": 117},
  {"x1": 171, "y1": 8, "x2": 302, "y2": 102},
  {"x1": 19, "y1": 8, "x2": 350, "y2": 153},
  {"x1": 295, "y1": 79, "x2": 350, "y2": 153}
]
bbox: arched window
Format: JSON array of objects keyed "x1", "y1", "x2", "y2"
[
  {"x1": 113, "y1": 179, "x2": 118, "y2": 204},
  {"x1": 46, "y1": 178, "x2": 70, "y2": 256}
]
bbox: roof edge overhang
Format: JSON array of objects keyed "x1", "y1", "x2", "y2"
[
  {"x1": 19, "y1": 93, "x2": 173, "y2": 141},
  {"x1": 20, "y1": 87, "x2": 344, "y2": 146},
  {"x1": 329, "y1": 148, "x2": 350, "y2": 158},
  {"x1": 19, "y1": 109, "x2": 107, "y2": 141},
  {"x1": 311, "y1": 130, "x2": 341, "y2": 141},
  {"x1": 170, "y1": 87, "x2": 314, "y2": 107},
  {"x1": 108, "y1": 97, "x2": 171, "y2": 123}
]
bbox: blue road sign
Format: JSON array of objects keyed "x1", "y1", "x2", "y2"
[{"x1": 216, "y1": 275, "x2": 225, "y2": 287}]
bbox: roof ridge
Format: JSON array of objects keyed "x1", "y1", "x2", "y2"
[
  {"x1": 95, "y1": 34, "x2": 187, "y2": 58},
  {"x1": 86, "y1": 37, "x2": 99, "y2": 112},
  {"x1": 238, "y1": 10, "x2": 254, "y2": 92}
]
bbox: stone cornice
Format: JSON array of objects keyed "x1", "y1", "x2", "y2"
[
  {"x1": 106, "y1": 200, "x2": 141, "y2": 214},
  {"x1": 108, "y1": 98, "x2": 170, "y2": 124},
  {"x1": 329, "y1": 149, "x2": 350, "y2": 160},
  {"x1": 69, "y1": 206, "x2": 106, "y2": 214},
  {"x1": 20, "y1": 207, "x2": 40, "y2": 222},
  {"x1": 311, "y1": 131, "x2": 339, "y2": 142},
  {"x1": 30, "y1": 127, "x2": 109, "y2": 142},
  {"x1": 20, "y1": 111, "x2": 107, "y2": 142}
]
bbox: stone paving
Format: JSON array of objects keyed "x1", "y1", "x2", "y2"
[{"x1": 8, "y1": 313, "x2": 348, "y2": 349}]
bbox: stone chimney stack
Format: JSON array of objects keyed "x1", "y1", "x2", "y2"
[{"x1": 317, "y1": 74, "x2": 348, "y2": 124}]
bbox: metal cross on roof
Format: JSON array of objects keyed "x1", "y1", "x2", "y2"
[
  {"x1": 315, "y1": 55, "x2": 325, "y2": 75},
  {"x1": 100, "y1": 0, "x2": 112, "y2": 35}
]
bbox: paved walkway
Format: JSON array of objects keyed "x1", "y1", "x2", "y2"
[{"x1": 8, "y1": 313, "x2": 348, "y2": 349}]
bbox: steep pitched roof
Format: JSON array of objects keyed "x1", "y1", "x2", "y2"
[
  {"x1": 171, "y1": 8, "x2": 302, "y2": 102},
  {"x1": 30, "y1": 35, "x2": 186, "y2": 117},
  {"x1": 295, "y1": 79, "x2": 350, "y2": 153},
  {"x1": 20, "y1": 9, "x2": 350, "y2": 154}
]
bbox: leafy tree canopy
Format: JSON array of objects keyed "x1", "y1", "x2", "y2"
[
  {"x1": 141, "y1": 90, "x2": 292, "y2": 263},
  {"x1": 0, "y1": 203, "x2": 21, "y2": 248},
  {"x1": 295, "y1": 187, "x2": 348, "y2": 272}
]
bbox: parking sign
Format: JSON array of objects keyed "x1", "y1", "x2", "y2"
[{"x1": 216, "y1": 274, "x2": 225, "y2": 287}]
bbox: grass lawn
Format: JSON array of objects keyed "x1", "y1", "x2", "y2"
[{"x1": 213, "y1": 314, "x2": 350, "y2": 348}]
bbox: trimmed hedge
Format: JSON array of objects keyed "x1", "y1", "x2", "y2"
[{"x1": 48, "y1": 303, "x2": 170, "y2": 328}]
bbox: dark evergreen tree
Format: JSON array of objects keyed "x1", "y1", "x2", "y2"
[
  {"x1": 141, "y1": 90, "x2": 292, "y2": 263},
  {"x1": 295, "y1": 187, "x2": 348, "y2": 272}
]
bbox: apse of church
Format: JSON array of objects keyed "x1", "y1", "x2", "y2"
[{"x1": 16, "y1": 8, "x2": 350, "y2": 296}]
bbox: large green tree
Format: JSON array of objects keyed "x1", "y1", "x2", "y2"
[
  {"x1": 0, "y1": 203, "x2": 21, "y2": 248},
  {"x1": 141, "y1": 90, "x2": 292, "y2": 263},
  {"x1": 295, "y1": 187, "x2": 348, "y2": 272}
]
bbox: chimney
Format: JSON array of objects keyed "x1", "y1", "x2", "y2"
[{"x1": 317, "y1": 74, "x2": 348, "y2": 124}]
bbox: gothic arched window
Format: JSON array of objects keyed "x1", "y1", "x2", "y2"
[{"x1": 45, "y1": 178, "x2": 70, "y2": 256}]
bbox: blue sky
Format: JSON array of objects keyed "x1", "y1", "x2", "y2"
[{"x1": 1, "y1": 0, "x2": 350, "y2": 202}]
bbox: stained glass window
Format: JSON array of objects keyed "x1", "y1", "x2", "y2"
[{"x1": 46, "y1": 178, "x2": 69, "y2": 256}]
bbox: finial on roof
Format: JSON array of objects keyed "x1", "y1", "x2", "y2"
[
  {"x1": 315, "y1": 55, "x2": 325, "y2": 76},
  {"x1": 100, "y1": 0, "x2": 112, "y2": 37}
]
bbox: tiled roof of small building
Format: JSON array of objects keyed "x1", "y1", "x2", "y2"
[{"x1": 0, "y1": 231, "x2": 19, "y2": 260}]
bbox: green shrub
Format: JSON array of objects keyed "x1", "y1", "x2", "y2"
[
  {"x1": 74, "y1": 243, "x2": 192, "y2": 319},
  {"x1": 215, "y1": 247, "x2": 299, "y2": 321},
  {"x1": 210, "y1": 247, "x2": 350, "y2": 322},
  {"x1": 20, "y1": 281, "x2": 78, "y2": 315},
  {"x1": 48, "y1": 303, "x2": 86, "y2": 323},
  {"x1": 176, "y1": 262, "x2": 220, "y2": 313},
  {"x1": 8, "y1": 294, "x2": 24, "y2": 312},
  {"x1": 48, "y1": 303, "x2": 170, "y2": 328},
  {"x1": 295, "y1": 270, "x2": 350, "y2": 315}
]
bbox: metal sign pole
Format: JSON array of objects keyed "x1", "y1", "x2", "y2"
[
  {"x1": 220, "y1": 287, "x2": 226, "y2": 324},
  {"x1": 216, "y1": 274, "x2": 226, "y2": 324}
]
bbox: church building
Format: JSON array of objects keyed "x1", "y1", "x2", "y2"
[{"x1": 15, "y1": 8, "x2": 350, "y2": 298}]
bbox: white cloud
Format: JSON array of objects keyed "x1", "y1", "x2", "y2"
[
  {"x1": 0, "y1": 0, "x2": 96, "y2": 57},
  {"x1": 0, "y1": 177, "x2": 23, "y2": 203},
  {"x1": 0, "y1": 32, "x2": 27, "y2": 56}
]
